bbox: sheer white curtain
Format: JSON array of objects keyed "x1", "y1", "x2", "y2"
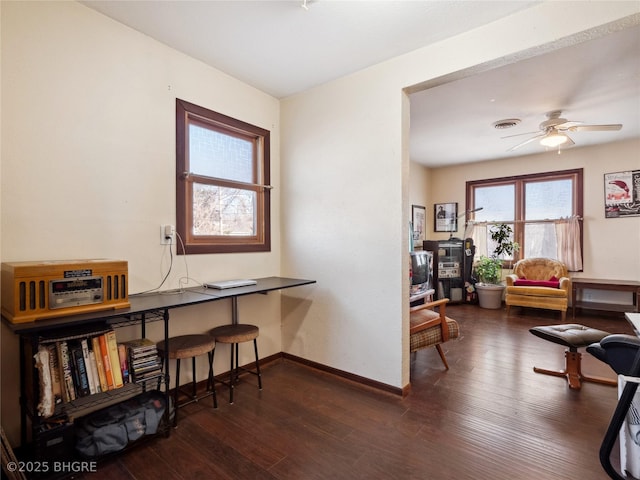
[
  {"x1": 555, "y1": 216, "x2": 582, "y2": 271},
  {"x1": 468, "y1": 222, "x2": 488, "y2": 258},
  {"x1": 468, "y1": 219, "x2": 581, "y2": 271}
]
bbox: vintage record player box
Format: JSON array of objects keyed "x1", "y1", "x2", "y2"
[{"x1": 1, "y1": 259, "x2": 130, "y2": 323}]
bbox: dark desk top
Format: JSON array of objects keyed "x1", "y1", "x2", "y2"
[
  {"x1": 2, "y1": 276, "x2": 316, "y2": 335},
  {"x1": 195, "y1": 276, "x2": 317, "y2": 299}
]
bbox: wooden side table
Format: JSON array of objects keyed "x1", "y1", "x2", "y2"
[{"x1": 571, "y1": 278, "x2": 640, "y2": 318}]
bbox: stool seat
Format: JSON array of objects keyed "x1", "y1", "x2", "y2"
[
  {"x1": 210, "y1": 324, "x2": 262, "y2": 404},
  {"x1": 211, "y1": 324, "x2": 259, "y2": 343},
  {"x1": 529, "y1": 323, "x2": 616, "y2": 390},
  {"x1": 157, "y1": 334, "x2": 216, "y2": 359},
  {"x1": 157, "y1": 334, "x2": 217, "y2": 427}
]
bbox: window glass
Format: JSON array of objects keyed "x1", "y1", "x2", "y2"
[
  {"x1": 189, "y1": 124, "x2": 254, "y2": 183},
  {"x1": 192, "y1": 184, "x2": 256, "y2": 236},
  {"x1": 524, "y1": 223, "x2": 558, "y2": 258},
  {"x1": 474, "y1": 184, "x2": 515, "y2": 222},
  {"x1": 525, "y1": 179, "x2": 573, "y2": 220},
  {"x1": 484, "y1": 223, "x2": 517, "y2": 260}
]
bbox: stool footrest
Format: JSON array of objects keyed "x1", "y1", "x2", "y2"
[
  {"x1": 174, "y1": 386, "x2": 217, "y2": 408},
  {"x1": 213, "y1": 365, "x2": 262, "y2": 395}
]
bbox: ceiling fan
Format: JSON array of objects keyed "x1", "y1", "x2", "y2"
[{"x1": 504, "y1": 110, "x2": 622, "y2": 152}]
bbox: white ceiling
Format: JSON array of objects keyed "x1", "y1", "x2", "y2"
[
  {"x1": 81, "y1": 1, "x2": 640, "y2": 167},
  {"x1": 410, "y1": 23, "x2": 640, "y2": 166}
]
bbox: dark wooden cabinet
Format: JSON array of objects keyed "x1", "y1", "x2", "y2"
[{"x1": 424, "y1": 238, "x2": 475, "y2": 303}]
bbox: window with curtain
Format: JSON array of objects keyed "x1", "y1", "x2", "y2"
[{"x1": 466, "y1": 169, "x2": 583, "y2": 271}]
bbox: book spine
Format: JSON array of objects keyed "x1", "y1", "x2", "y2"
[
  {"x1": 118, "y1": 344, "x2": 129, "y2": 384},
  {"x1": 57, "y1": 341, "x2": 76, "y2": 401},
  {"x1": 98, "y1": 334, "x2": 115, "y2": 390},
  {"x1": 88, "y1": 350, "x2": 101, "y2": 394},
  {"x1": 55, "y1": 342, "x2": 69, "y2": 403},
  {"x1": 80, "y1": 338, "x2": 96, "y2": 395},
  {"x1": 34, "y1": 346, "x2": 54, "y2": 418},
  {"x1": 70, "y1": 343, "x2": 90, "y2": 397},
  {"x1": 105, "y1": 331, "x2": 124, "y2": 388},
  {"x1": 46, "y1": 344, "x2": 63, "y2": 405},
  {"x1": 92, "y1": 336, "x2": 109, "y2": 392}
]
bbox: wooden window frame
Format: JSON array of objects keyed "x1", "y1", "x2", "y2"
[
  {"x1": 466, "y1": 168, "x2": 583, "y2": 264},
  {"x1": 176, "y1": 99, "x2": 271, "y2": 254}
]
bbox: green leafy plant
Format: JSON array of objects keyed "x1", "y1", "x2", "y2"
[
  {"x1": 490, "y1": 223, "x2": 519, "y2": 261},
  {"x1": 474, "y1": 223, "x2": 520, "y2": 284},
  {"x1": 474, "y1": 255, "x2": 503, "y2": 284}
]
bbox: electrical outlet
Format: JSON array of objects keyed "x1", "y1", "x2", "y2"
[{"x1": 160, "y1": 224, "x2": 175, "y2": 245}]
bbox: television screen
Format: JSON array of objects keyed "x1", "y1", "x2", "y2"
[{"x1": 410, "y1": 250, "x2": 433, "y2": 295}]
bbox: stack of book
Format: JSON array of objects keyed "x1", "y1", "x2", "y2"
[
  {"x1": 34, "y1": 329, "x2": 127, "y2": 415},
  {"x1": 124, "y1": 339, "x2": 162, "y2": 383}
]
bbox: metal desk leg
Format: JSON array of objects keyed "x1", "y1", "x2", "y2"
[
  {"x1": 231, "y1": 296, "x2": 238, "y2": 325},
  {"x1": 19, "y1": 336, "x2": 27, "y2": 447},
  {"x1": 162, "y1": 308, "x2": 171, "y2": 434}
]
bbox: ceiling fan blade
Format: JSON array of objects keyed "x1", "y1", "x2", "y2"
[
  {"x1": 553, "y1": 121, "x2": 582, "y2": 131},
  {"x1": 564, "y1": 134, "x2": 575, "y2": 147},
  {"x1": 507, "y1": 133, "x2": 545, "y2": 151},
  {"x1": 501, "y1": 130, "x2": 540, "y2": 139},
  {"x1": 567, "y1": 124, "x2": 622, "y2": 132}
]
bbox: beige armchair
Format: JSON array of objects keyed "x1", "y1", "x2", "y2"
[{"x1": 505, "y1": 258, "x2": 571, "y2": 321}]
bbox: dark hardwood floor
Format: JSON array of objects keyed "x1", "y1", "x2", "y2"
[{"x1": 80, "y1": 305, "x2": 634, "y2": 479}]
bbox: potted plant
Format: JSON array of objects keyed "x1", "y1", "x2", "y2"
[
  {"x1": 474, "y1": 224, "x2": 519, "y2": 309},
  {"x1": 490, "y1": 223, "x2": 519, "y2": 269},
  {"x1": 475, "y1": 255, "x2": 503, "y2": 285}
]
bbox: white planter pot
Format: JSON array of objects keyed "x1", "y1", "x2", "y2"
[{"x1": 476, "y1": 283, "x2": 505, "y2": 309}]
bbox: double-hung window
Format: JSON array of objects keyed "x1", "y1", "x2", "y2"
[
  {"x1": 466, "y1": 169, "x2": 583, "y2": 270},
  {"x1": 176, "y1": 99, "x2": 271, "y2": 254}
]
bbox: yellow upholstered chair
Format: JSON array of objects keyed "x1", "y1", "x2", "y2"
[
  {"x1": 505, "y1": 258, "x2": 571, "y2": 321},
  {"x1": 410, "y1": 298, "x2": 460, "y2": 369}
]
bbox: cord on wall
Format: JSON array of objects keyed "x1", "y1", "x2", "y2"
[{"x1": 132, "y1": 228, "x2": 202, "y2": 296}]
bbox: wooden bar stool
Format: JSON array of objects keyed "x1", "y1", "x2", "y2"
[
  {"x1": 209, "y1": 324, "x2": 262, "y2": 404},
  {"x1": 156, "y1": 334, "x2": 217, "y2": 427}
]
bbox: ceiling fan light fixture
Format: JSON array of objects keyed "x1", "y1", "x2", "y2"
[{"x1": 540, "y1": 132, "x2": 568, "y2": 147}]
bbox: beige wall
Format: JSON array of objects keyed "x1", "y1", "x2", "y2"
[
  {"x1": 409, "y1": 162, "x2": 430, "y2": 226},
  {"x1": 426, "y1": 139, "x2": 640, "y2": 280},
  {"x1": 1, "y1": 1, "x2": 287, "y2": 445}
]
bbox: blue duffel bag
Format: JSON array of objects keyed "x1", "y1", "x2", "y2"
[{"x1": 75, "y1": 390, "x2": 168, "y2": 457}]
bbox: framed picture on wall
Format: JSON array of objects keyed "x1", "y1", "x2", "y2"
[
  {"x1": 434, "y1": 202, "x2": 458, "y2": 232},
  {"x1": 412, "y1": 205, "x2": 426, "y2": 244},
  {"x1": 604, "y1": 170, "x2": 640, "y2": 218}
]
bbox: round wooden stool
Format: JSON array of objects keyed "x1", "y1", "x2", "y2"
[
  {"x1": 209, "y1": 324, "x2": 262, "y2": 404},
  {"x1": 156, "y1": 334, "x2": 217, "y2": 427}
]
